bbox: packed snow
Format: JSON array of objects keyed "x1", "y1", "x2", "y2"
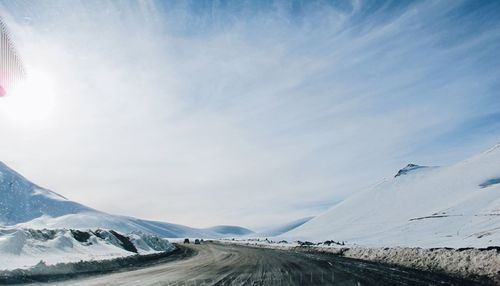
[
  {"x1": 281, "y1": 144, "x2": 500, "y2": 248},
  {"x1": 0, "y1": 227, "x2": 174, "y2": 270}
]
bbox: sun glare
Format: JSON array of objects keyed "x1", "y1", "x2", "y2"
[{"x1": 0, "y1": 70, "x2": 58, "y2": 127}]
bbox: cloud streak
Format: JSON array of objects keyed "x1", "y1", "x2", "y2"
[{"x1": 0, "y1": 0, "x2": 499, "y2": 228}]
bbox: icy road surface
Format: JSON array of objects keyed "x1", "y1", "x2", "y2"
[{"x1": 38, "y1": 242, "x2": 481, "y2": 286}]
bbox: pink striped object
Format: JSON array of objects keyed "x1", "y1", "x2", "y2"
[{"x1": 0, "y1": 17, "x2": 25, "y2": 96}]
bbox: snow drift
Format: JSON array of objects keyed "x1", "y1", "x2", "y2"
[
  {"x1": 0, "y1": 227, "x2": 174, "y2": 270},
  {"x1": 282, "y1": 144, "x2": 500, "y2": 248}
]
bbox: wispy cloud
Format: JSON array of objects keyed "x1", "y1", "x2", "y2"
[{"x1": 0, "y1": 0, "x2": 499, "y2": 228}]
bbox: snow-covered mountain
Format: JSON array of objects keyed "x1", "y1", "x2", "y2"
[
  {"x1": 0, "y1": 162, "x2": 94, "y2": 225},
  {"x1": 281, "y1": 144, "x2": 500, "y2": 248},
  {"x1": 0, "y1": 162, "x2": 249, "y2": 238},
  {"x1": 204, "y1": 225, "x2": 254, "y2": 236},
  {"x1": 255, "y1": 216, "x2": 314, "y2": 237}
]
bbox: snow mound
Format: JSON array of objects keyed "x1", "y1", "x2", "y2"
[
  {"x1": 341, "y1": 247, "x2": 500, "y2": 281},
  {"x1": 0, "y1": 227, "x2": 174, "y2": 270},
  {"x1": 281, "y1": 144, "x2": 500, "y2": 248},
  {"x1": 128, "y1": 231, "x2": 175, "y2": 253}
]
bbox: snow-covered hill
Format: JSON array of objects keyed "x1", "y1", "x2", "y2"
[
  {"x1": 0, "y1": 162, "x2": 94, "y2": 225},
  {"x1": 281, "y1": 144, "x2": 500, "y2": 248},
  {"x1": 203, "y1": 225, "x2": 254, "y2": 236},
  {"x1": 0, "y1": 162, "x2": 248, "y2": 238},
  {"x1": 16, "y1": 212, "x2": 220, "y2": 238},
  {"x1": 255, "y1": 216, "x2": 314, "y2": 237},
  {"x1": 0, "y1": 227, "x2": 174, "y2": 270}
]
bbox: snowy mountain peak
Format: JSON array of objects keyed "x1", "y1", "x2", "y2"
[
  {"x1": 394, "y1": 164, "x2": 428, "y2": 177},
  {"x1": 0, "y1": 161, "x2": 27, "y2": 182},
  {"x1": 0, "y1": 161, "x2": 94, "y2": 225}
]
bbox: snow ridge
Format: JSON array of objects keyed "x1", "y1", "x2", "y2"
[{"x1": 0, "y1": 162, "x2": 94, "y2": 225}]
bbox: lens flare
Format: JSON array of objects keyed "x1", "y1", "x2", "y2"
[{"x1": 0, "y1": 70, "x2": 57, "y2": 126}]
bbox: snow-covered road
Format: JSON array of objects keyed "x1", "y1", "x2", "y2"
[{"x1": 33, "y1": 242, "x2": 482, "y2": 286}]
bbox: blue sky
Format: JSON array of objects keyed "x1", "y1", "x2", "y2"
[{"x1": 0, "y1": 0, "x2": 499, "y2": 229}]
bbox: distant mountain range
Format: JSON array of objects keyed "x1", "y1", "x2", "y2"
[
  {"x1": 0, "y1": 161, "x2": 252, "y2": 238},
  {"x1": 2, "y1": 143, "x2": 499, "y2": 247}
]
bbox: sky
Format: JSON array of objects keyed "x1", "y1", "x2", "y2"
[{"x1": 0, "y1": 0, "x2": 499, "y2": 229}]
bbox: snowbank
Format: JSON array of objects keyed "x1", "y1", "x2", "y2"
[
  {"x1": 220, "y1": 239, "x2": 500, "y2": 283},
  {"x1": 0, "y1": 227, "x2": 174, "y2": 270},
  {"x1": 340, "y1": 247, "x2": 500, "y2": 282}
]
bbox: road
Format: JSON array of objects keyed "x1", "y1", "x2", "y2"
[{"x1": 35, "y1": 242, "x2": 482, "y2": 286}]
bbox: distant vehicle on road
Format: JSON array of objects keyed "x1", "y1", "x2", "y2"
[
  {"x1": 194, "y1": 239, "x2": 201, "y2": 244},
  {"x1": 183, "y1": 238, "x2": 190, "y2": 244}
]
